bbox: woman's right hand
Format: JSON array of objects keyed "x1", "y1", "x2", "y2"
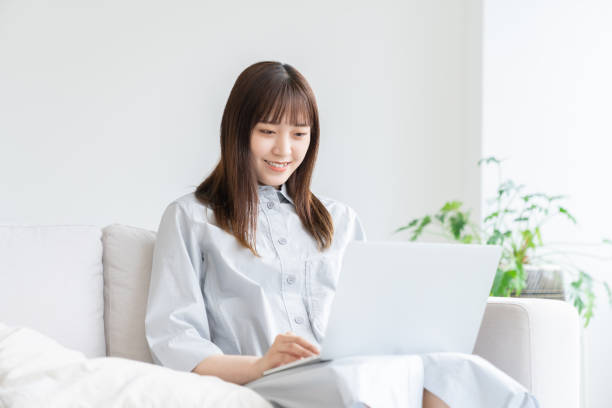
[{"x1": 253, "y1": 332, "x2": 320, "y2": 376}]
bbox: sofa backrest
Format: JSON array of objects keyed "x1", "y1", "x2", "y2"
[
  {"x1": 101, "y1": 223, "x2": 155, "y2": 363},
  {"x1": 0, "y1": 225, "x2": 106, "y2": 357}
]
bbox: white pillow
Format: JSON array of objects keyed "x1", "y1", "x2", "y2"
[
  {"x1": 0, "y1": 225, "x2": 105, "y2": 357},
  {"x1": 102, "y1": 223, "x2": 156, "y2": 363},
  {"x1": 0, "y1": 322, "x2": 272, "y2": 408}
]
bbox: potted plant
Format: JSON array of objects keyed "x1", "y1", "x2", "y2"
[{"x1": 394, "y1": 156, "x2": 612, "y2": 326}]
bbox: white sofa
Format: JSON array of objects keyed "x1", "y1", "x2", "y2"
[{"x1": 0, "y1": 224, "x2": 582, "y2": 407}]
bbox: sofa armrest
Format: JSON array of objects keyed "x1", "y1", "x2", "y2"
[{"x1": 473, "y1": 297, "x2": 581, "y2": 408}]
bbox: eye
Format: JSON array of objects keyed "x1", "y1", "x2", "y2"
[
  {"x1": 295, "y1": 133, "x2": 309, "y2": 137},
  {"x1": 260, "y1": 129, "x2": 274, "y2": 135}
]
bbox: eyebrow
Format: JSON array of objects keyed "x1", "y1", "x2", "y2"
[{"x1": 260, "y1": 120, "x2": 310, "y2": 127}]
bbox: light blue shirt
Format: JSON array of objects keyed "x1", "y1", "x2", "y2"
[{"x1": 145, "y1": 183, "x2": 367, "y2": 372}]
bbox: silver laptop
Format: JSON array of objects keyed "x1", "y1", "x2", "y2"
[{"x1": 263, "y1": 240, "x2": 502, "y2": 376}]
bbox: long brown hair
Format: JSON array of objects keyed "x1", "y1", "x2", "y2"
[{"x1": 195, "y1": 61, "x2": 334, "y2": 257}]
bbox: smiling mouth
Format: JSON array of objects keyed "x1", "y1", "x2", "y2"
[{"x1": 264, "y1": 160, "x2": 291, "y2": 168}]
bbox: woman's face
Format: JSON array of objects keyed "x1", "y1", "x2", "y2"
[{"x1": 250, "y1": 117, "x2": 311, "y2": 189}]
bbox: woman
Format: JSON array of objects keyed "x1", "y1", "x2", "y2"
[{"x1": 145, "y1": 61, "x2": 539, "y2": 407}]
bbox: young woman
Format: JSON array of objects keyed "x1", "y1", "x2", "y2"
[{"x1": 145, "y1": 61, "x2": 539, "y2": 407}]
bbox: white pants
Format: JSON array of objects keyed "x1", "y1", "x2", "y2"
[{"x1": 245, "y1": 353, "x2": 540, "y2": 408}]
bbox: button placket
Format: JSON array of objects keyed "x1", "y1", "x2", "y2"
[
  {"x1": 261, "y1": 193, "x2": 309, "y2": 337},
  {"x1": 281, "y1": 258, "x2": 309, "y2": 334},
  {"x1": 267, "y1": 202, "x2": 288, "y2": 248},
  {"x1": 267, "y1": 198, "x2": 303, "y2": 332}
]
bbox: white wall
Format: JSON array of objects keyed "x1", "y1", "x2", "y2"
[
  {"x1": 0, "y1": 0, "x2": 482, "y2": 242},
  {"x1": 482, "y1": 1, "x2": 612, "y2": 406}
]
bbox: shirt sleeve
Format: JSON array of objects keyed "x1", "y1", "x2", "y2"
[
  {"x1": 348, "y1": 206, "x2": 367, "y2": 242},
  {"x1": 145, "y1": 201, "x2": 223, "y2": 372}
]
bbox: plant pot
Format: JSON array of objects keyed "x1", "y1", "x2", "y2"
[{"x1": 515, "y1": 264, "x2": 566, "y2": 300}]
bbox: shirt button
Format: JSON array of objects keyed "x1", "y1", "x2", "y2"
[
  {"x1": 267, "y1": 202, "x2": 274, "y2": 209},
  {"x1": 286, "y1": 275, "x2": 296, "y2": 284},
  {"x1": 278, "y1": 237, "x2": 287, "y2": 245},
  {"x1": 294, "y1": 316, "x2": 304, "y2": 325}
]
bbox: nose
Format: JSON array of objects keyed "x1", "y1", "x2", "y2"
[{"x1": 272, "y1": 133, "x2": 292, "y2": 157}]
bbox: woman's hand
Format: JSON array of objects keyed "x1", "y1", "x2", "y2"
[{"x1": 253, "y1": 332, "x2": 320, "y2": 377}]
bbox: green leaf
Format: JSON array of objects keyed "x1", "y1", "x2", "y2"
[
  {"x1": 603, "y1": 238, "x2": 612, "y2": 245},
  {"x1": 582, "y1": 271, "x2": 593, "y2": 286},
  {"x1": 418, "y1": 216, "x2": 431, "y2": 229},
  {"x1": 483, "y1": 209, "x2": 517, "y2": 224},
  {"x1": 491, "y1": 268, "x2": 515, "y2": 296},
  {"x1": 574, "y1": 296, "x2": 585, "y2": 314},
  {"x1": 410, "y1": 216, "x2": 431, "y2": 241},
  {"x1": 486, "y1": 231, "x2": 499, "y2": 245},
  {"x1": 394, "y1": 218, "x2": 419, "y2": 234},
  {"x1": 441, "y1": 201, "x2": 462, "y2": 213},
  {"x1": 521, "y1": 230, "x2": 535, "y2": 249},
  {"x1": 535, "y1": 226, "x2": 543, "y2": 246},
  {"x1": 478, "y1": 156, "x2": 502, "y2": 166},
  {"x1": 524, "y1": 204, "x2": 538, "y2": 212},
  {"x1": 583, "y1": 290, "x2": 595, "y2": 327},
  {"x1": 521, "y1": 194, "x2": 533, "y2": 202},
  {"x1": 516, "y1": 260, "x2": 525, "y2": 278},
  {"x1": 558, "y1": 207, "x2": 577, "y2": 224},
  {"x1": 483, "y1": 211, "x2": 499, "y2": 223},
  {"x1": 500, "y1": 270, "x2": 517, "y2": 297},
  {"x1": 567, "y1": 271, "x2": 597, "y2": 327},
  {"x1": 449, "y1": 212, "x2": 467, "y2": 240},
  {"x1": 490, "y1": 269, "x2": 503, "y2": 296},
  {"x1": 604, "y1": 282, "x2": 612, "y2": 307},
  {"x1": 548, "y1": 194, "x2": 567, "y2": 202},
  {"x1": 461, "y1": 235, "x2": 473, "y2": 244},
  {"x1": 497, "y1": 180, "x2": 517, "y2": 198}
]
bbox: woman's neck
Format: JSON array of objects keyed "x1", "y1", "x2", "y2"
[{"x1": 258, "y1": 182, "x2": 282, "y2": 191}]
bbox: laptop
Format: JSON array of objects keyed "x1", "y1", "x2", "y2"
[{"x1": 263, "y1": 240, "x2": 502, "y2": 376}]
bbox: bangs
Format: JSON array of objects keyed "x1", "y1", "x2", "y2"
[{"x1": 257, "y1": 82, "x2": 313, "y2": 127}]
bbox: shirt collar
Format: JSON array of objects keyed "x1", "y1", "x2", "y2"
[{"x1": 257, "y1": 183, "x2": 295, "y2": 205}]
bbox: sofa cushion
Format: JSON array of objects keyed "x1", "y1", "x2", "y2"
[
  {"x1": 0, "y1": 225, "x2": 105, "y2": 357},
  {"x1": 102, "y1": 224, "x2": 155, "y2": 363}
]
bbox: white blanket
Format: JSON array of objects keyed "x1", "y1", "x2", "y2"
[{"x1": 0, "y1": 323, "x2": 272, "y2": 408}]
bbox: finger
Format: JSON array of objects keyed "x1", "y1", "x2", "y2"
[
  {"x1": 280, "y1": 335, "x2": 319, "y2": 355},
  {"x1": 295, "y1": 337, "x2": 320, "y2": 355},
  {"x1": 275, "y1": 332, "x2": 295, "y2": 343},
  {"x1": 271, "y1": 354, "x2": 297, "y2": 368},
  {"x1": 282, "y1": 353, "x2": 299, "y2": 365},
  {"x1": 280, "y1": 342, "x2": 316, "y2": 358}
]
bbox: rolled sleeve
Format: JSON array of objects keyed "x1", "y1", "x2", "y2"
[
  {"x1": 348, "y1": 206, "x2": 367, "y2": 242},
  {"x1": 145, "y1": 202, "x2": 223, "y2": 372}
]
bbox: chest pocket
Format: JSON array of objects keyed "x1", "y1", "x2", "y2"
[{"x1": 304, "y1": 253, "x2": 341, "y2": 343}]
